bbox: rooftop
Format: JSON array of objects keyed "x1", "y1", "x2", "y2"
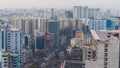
[
  {"x1": 7, "y1": 28, "x2": 21, "y2": 32},
  {"x1": 90, "y1": 30, "x2": 120, "y2": 41},
  {"x1": 90, "y1": 30, "x2": 108, "y2": 41}
]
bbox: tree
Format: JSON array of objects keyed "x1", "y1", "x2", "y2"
[
  {"x1": 29, "y1": 64, "x2": 37, "y2": 68},
  {"x1": 33, "y1": 50, "x2": 47, "y2": 58}
]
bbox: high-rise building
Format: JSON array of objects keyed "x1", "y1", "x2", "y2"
[
  {"x1": 88, "y1": 8, "x2": 100, "y2": 19},
  {"x1": 85, "y1": 30, "x2": 120, "y2": 68},
  {"x1": 59, "y1": 18, "x2": 72, "y2": 30},
  {"x1": 34, "y1": 30, "x2": 45, "y2": 51},
  {"x1": 64, "y1": 11, "x2": 73, "y2": 18},
  {"x1": 73, "y1": 6, "x2": 88, "y2": 19},
  {"x1": 34, "y1": 29, "x2": 53, "y2": 51},
  {"x1": 73, "y1": 6, "x2": 100, "y2": 19},
  {"x1": 1, "y1": 51, "x2": 20, "y2": 68},
  {"x1": 0, "y1": 20, "x2": 22, "y2": 51},
  {"x1": 0, "y1": 19, "x2": 22, "y2": 68},
  {"x1": 48, "y1": 21, "x2": 60, "y2": 46},
  {"x1": 50, "y1": 8, "x2": 57, "y2": 20},
  {"x1": 10, "y1": 17, "x2": 39, "y2": 36},
  {"x1": 35, "y1": 36, "x2": 45, "y2": 50},
  {"x1": 88, "y1": 19, "x2": 118, "y2": 30},
  {"x1": 59, "y1": 18, "x2": 83, "y2": 31},
  {"x1": 39, "y1": 18, "x2": 48, "y2": 33}
]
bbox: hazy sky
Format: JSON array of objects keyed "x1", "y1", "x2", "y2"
[{"x1": 0, "y1": 0, "x2": 119, "y2": 9}]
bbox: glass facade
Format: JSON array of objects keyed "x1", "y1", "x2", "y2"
[
  {"x1": 36, "y1": 37, "x2": 45, "y2": 49},
  {"x1": 48, "y1": 21, "x2": 59, "y2": 45}
]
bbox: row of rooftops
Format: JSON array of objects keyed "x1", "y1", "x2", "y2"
[
  {"x1": 90, "y1": 30, "x2": 120, "y2": 41},
  {"x1": 0, "y1": 19, "x2": 21, "y2": 31}
]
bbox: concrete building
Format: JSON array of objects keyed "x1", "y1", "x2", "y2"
[
  {"x1": 10, "y1": 17, "x2": 47, "y2": 36},
  {"x1": 0, "y1": 19, "x2": 22, "y2": 68},
  {"x1": 59, "y1": 18, "x2": 83, "y2": 31},
  {"x1": 0, "y1": 20, "x2": 22, "y2": 52},
  {"x1": 73, "y1": 6, "x2": 88, "y2": 19},
  {"x1": 73, "y1": 6, "x2": 100, "y2": 19},
  {"x1": 85, "y1": 30, "x2": 120, "y2": 68},
  {"x1": 64, "y1": 11, "x2": 73, "y2": 18},
  {"x1": 22, "y1": 48, "x2": 32, "y2": 63},
  {"x1": 88, "y1": 19, "x2": 118, "y2": 30},
  {"x1": 1, "y1": 51, "x2": 20, "y2": 68},
  {"x1": 70, "y1": 31, "x2": 85, "y2": 47},
  {"x1": 61, "y1": 45, "x2": 87, "y2": 68},
  {"x1": 88, "y1": 8, "x2": 100, "y2": 19},
  {"x1": 39, "y1": 18, "x2": 48, "y2": 33}
]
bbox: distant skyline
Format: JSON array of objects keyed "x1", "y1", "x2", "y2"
[{"x1": 0, "y1": 0, "x2": 119, "y2": 10}]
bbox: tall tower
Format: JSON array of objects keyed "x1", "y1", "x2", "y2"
[
  {"x1": 51, "y1": 8, "x2": 54, "y2": 20},
  {"x1": 0, "y1": 19, "x2": 22, "y2": 67},
  {"x1": 50, "y1": 8, "x2": 57, "y2": 20},
  {"x1": 48, "y1": 21, "x2": 59, "y2": 46}
]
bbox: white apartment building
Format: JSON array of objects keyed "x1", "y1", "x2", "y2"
[
  {"x1": 88, "y1": 19, "x2": 106, "y2": 30},
  {"x1": 88, "y1": 19, "x2": 118, "y2": 30},
  {"x1": 0, "y1": 20, "x2": 22, "y2": 63},
  {"x1": 73, "y1": 6, "x2": 100, "y2": 19},
  {"x1": 10, "y1": 17, "x2": 40, "y2": 36},
  {"x1": 85, "y1": 30, "x2": 120, "y2": 68},
  {"x1": 6, "y1": 29, "x2": 22, "y2": 52},
  {"x1": 73, "y1": 6, "x2": 88, "y2": 19}
]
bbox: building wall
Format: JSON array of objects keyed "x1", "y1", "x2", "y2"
[
  {"x1": 0, "y1": 28, "x2": 22, "y2": 63},
  {"x1": 10, "y1": 17, "x2": 41, "y2": 36},
  {"x1": 73, "y1": 6, "x2": 100, "y2": 19},
  {"x1": 48, "y1": 21, "x2": 59, "y2": 46},
  {"x1": 85, "y1": 37, "x2": 120, "y2": 68},
  {"x1": 35, "y1": 37, "x2": 45, "y2": 50},
  {"x1": 107, "y1": 40, "x2": 119, "y2": 68},
  {"x1": 64, "y1": 11, "x2": 73, "y2": 18},
  {"x1": 88, "y1": 19, "x2": 118, "y2": 30},
  {"x1": 0, "y1": 28, "x2": 6, "y2": 50},
  {"x1": 2, "y1": 54, "x2": 9, "y2": 68}
]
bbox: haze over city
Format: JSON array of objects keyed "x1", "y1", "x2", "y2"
[
  {"x1": 0, "y1": 0, "x2": 120, "y2": 68},
  {"x1": 0, "y1": 0, "x2": 119, "y2": 10}
]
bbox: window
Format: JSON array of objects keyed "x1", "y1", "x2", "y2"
[
  {"x1": 104, "y1": 48, "x2": 108, "y2": 52},
  {"x1": 15, "y1": 38, "x2": 17, "y2": 40},
  {"x1": 7, "y1": 33, "x2": 10, "y2": 35},
  {"x1": 88, "y1": 58, "x2": 90, "y2": 60},
  {"x1": 15, "y1": 41, "x2": 17, "y2": 45},
  {"x1": 104, "y1": 44, "x2": 108, "y2": 47},
  {"x1": 15, "y1": 46, "x2": 17, "y2": 50},
  {"x1": 104, "y1": 62, "x2": 107, "y2": 66},
  {"x1": 104, "y1": 53, "x2": 108, "y2": 57},
  {"x1": 104, "y1": 58, "x2": 108, "y2": 61},
  {"x1": 4, "y1": 65, "x2": 7, "y2": 66},
  {"x1": 88, "y1": 55, "x2": 91, "y2": 58},
  {"x1": 7, "y1": 38, "x2": 10, "y2": 40},
  {"x1": 88, "y1": 52, "x2": 91, "y2": 54},
  {"x1": 15, "y1": 33, "x2": 17, "y2": 37}
]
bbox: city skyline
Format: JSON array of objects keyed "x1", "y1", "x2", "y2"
[{"x1": 0, "y1": 0, "x2": 119, "y2": 10}]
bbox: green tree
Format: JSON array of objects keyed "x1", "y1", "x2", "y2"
[{"x1": 29, "y1": 64, "x2": 37, "y2": 68}]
